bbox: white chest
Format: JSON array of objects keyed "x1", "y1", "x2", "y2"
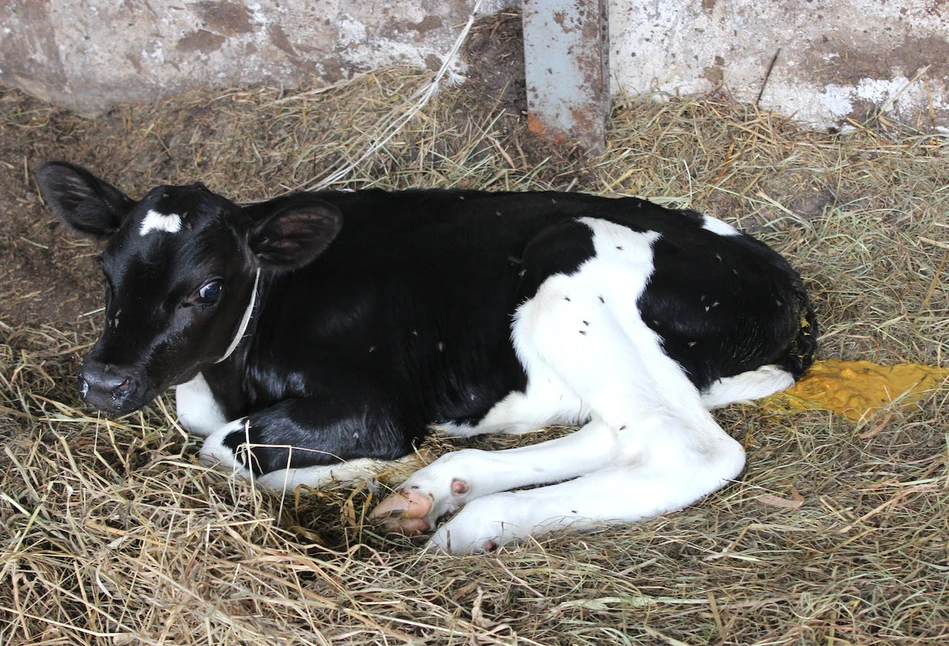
[{"x1": 175, "y1": 373, "x2": 228, "y2": 437}]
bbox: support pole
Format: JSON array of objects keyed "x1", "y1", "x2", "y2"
[{"x1": 522, "y1": 0, "x2": 610, "y2": 155}]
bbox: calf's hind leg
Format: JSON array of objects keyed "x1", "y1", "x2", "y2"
[
  {"x1": 428, "y1": 423, "x2": 745, "y2": 554},
  {"x1": 371, "y1": 417, "x2": 623, "y2": 535},
  {"x1": 373, "y1": 275, "x2": 746, "y2": 550}
]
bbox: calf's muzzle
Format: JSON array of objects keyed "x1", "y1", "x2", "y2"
[{"x1": 78, "y1": 359, "x2": 137, "y2": 414}]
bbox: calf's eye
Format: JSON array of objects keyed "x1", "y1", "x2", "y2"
[{"x1": 197, "y1": 280, "x2": 223, "y2": 303}]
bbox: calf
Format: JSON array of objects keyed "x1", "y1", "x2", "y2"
[{"x1": 37, "y1": 161, "x2": 817, "y2": 554}]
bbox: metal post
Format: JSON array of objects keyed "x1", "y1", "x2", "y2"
[{"x1": 522, "y1": 0, "x2": 610, "y2": 155}]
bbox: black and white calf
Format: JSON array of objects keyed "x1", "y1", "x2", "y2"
[{"x1": 37, "y1": 161, "x2": 816, "y2": 554}]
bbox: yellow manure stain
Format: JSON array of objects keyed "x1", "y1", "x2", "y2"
[{"x1": 761, "y1": 359, "x2": 948, "y2": 422}]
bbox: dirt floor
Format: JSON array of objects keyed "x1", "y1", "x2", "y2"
[{"x1": 2, "y1": 10, "x2": 949, "y2": 646}]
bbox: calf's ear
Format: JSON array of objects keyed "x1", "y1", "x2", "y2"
[
  {"x1": 36, "y1": 162, "x2": 135, "y2": 238},
  {"x1": 245, "y1": 196, "x2": 342, "y2": 270}
]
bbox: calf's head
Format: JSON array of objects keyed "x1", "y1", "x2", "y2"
[{"x1": 36, "y1": 162, "x2": 341, "y2": 415}]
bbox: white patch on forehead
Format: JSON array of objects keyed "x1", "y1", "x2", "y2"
[
  {"x1": 139, "y1": 209, "x2": 183, "y2": 236},
  {"x1": 701, "y1": 215, "x2": 741, "y2": 237}
]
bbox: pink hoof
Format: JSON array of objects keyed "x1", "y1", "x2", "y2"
[{"x1": 370, "y1": 488, "x2": 434, "y2": 535}]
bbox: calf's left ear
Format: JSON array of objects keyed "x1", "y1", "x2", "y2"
[
  {"x1": 36, "y1": 162, "x2": 135, "y2": 239},
  {"x1": 245, "y1": 196, "x2": 342, "y2": 270}
]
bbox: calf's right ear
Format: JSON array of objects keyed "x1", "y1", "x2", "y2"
[
  {"x1": 36, "y1": 162, "x2": 135, "y2": 239},
  {"x1": 245, "y1": 195, "x2": 342, "y2": 270}
]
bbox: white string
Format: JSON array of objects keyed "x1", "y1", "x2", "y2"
[
  {"x1": 216, "y1": 268, "x2": 261, "y2": 363},
  {"x1": 307, "y1": 0, "x2": 485, "y2": 191}
]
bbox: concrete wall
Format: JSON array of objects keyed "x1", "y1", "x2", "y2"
[
  {"x1": 2, "y1": 0, "x2": 947, "y2": 128},
  {"x1": 610, "y1": 0, "x2": 949, "y2": 128},
  {"x1": 0, "y1": 0, "x2": 513, "y2": 115}
]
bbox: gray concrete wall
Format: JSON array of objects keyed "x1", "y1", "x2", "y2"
[
  {"x1": 2, "y1": 0, "x2": 947, "y2": 128},
  {"x1": 610, "y1": 0, "x2": 949, "y2": 128},
  {"x1": 0, "y1": 0, "x2": 513, "y2": 115}
]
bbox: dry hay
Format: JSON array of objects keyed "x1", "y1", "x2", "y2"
[{"x1": 1, "y1": 63, "x2": 948, "y2": 645}]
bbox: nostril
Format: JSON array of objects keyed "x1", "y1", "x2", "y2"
[
  {"x1": 112, "y1": 377, "x2": 133, "y2": 400},
  {"x1": 80, "y1": 362, "x2": 135, "y2": 401}
]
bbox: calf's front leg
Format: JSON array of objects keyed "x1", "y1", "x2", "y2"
[{"x1": 199, "y1": 397, "x2": 413, "y2": 490}]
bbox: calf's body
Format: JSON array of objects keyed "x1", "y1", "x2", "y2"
[{"x1": 37, "y1": 162, "x2": 816, "y2": 553}]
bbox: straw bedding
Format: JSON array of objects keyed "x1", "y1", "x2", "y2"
[{"x1": 1, "y1": 24, "x2": 948, "y2": 646}]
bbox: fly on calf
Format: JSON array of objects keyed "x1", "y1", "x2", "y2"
[{"x1": 37, "y1": 161, "x2": 817, "y2": 554}]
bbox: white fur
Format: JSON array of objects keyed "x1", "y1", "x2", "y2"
[
  {"x1": 200, "y1": 419, "x2": 252, "y2": 476},
  {"x1": 139, "y1": 209, "x2": 182, "y2": 236},
  {"x1": 701, "y1": 364, "x2": 795, "y2": 409},
  {"x1": 256, "y1": 459, "x2": 387, "y2": 490},
  {"x1": 440, "y1": 372, "x2": 589, "y2": 438},
  {"x1": 701, "y1": 215, "x2": 741, "y2": 237},
  {"x1": 175, "y1": 373, "x2": 227, "y2": 437},
  {"x1": 394, "y1": 218, "x2": 753, "y2": 554}
]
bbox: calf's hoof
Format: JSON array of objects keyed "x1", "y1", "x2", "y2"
[{"x1": 370, "y1": 488, "x2": 435, "y2": 535}]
